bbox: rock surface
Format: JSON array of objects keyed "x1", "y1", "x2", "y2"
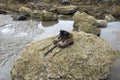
[
  {"x1": 97, "y1": 20, "x2": 107, "y2": 28},
  {"x1": 11, "y1": 31, "x2": 115, "y2": 80},
  {"x1": 105, "y1": 15, "x2": 115, "y2": 22},
  {"x1": 57, "y1": 5, "x2": 78, "y2": 14},
  {"x1": 31, "y1": 10, "x2": 42, "y2": 19},
  {"x1": 17, "y1": 15, "x2": 27, "y2": 20},
  {"x1": 19, "y1": 6, "x2": 32, "y2": 16},
  {"x1": 39, "y1": 10, "x2": 58, "y2": 21},
  {"x1": 73, "y1": 12, "x2": 100, "y2": 35}
]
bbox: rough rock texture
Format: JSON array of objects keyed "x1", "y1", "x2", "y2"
[
  {"x1": 105, "y1": 15, "x2": 115, "y2": 22},
  {"x1": 31, "y1": 10, "x2": 42, "y2": 19},
  {"x1": 57, "y1": 5, "x2": 78, "y2": 14},
  {"x1": 39, "y1": 10, "x2": 58, "y2": 21},
  {"x1": 11, "y1": 31, "x2": 115, "y2": 80},
  {"x1": 112, "y1": 5, "x2": 120, "y2": 20},
  {"x1": 73, "y1": 12, "x2": 100, "y2": 35},
  {"x1": 97, "y1": 20, "x2": 107, "y2": 28},
  {"x1": 19, "y1": 6, "x2": 32, "y2": 16}
]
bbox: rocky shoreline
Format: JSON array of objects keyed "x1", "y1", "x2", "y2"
[
  {"x1": 11, "y1": 31, "x2": 116, "y2": 80},
  {"x1": 0, "y1": 0, "x2": 120, "y2": 20},
  {"x1": 0, "y1": 1, "x2": 120, "y2": 80}
]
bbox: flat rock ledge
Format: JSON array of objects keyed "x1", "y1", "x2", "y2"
[{"x1": 11, "y1": 31, "x2": 115, "y2": 80}]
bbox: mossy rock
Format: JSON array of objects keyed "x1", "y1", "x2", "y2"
[{"x1": 11, "y1": 31, "x2": 115, "y2": 80}]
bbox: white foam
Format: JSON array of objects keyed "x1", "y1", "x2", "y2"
[
  {"x1": 1, "y1": 28, "x2": 14, "y2": 34},
  {"x1": 14, "y1": 32, "x2": 28, "y2": 37}
]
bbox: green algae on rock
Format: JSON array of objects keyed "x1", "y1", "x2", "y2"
[{"x1": 11, "y1": 31, "x2": 115, "y2": 80}]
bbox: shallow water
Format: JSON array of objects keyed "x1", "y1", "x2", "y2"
[
  {"x1": 0, "y1": 15, "x2": 120, "y2": 80},
  {"x1": 101, "y1": 22, "x2": 120, "y2": 50},
  {"x1": 0, "y1": 15, "x2": 74, "y2": 80}
]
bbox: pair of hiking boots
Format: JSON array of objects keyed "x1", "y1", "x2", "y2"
[{"x1": 53, "y1": 30, "x2": 74, "y2": 48}]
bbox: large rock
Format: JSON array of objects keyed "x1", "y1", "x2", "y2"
[
  {"x1": 40, "y1": 10, "x2": 58, "y2": 21},
  {"x1": 57, "y1": 5, "x2": 78, "y2": 14},
  {"x1": 19, "y1": 6, "x2": 32, "y2": 16},
  {"x1": 11, "y1": 32, "x2": 115, "y2": 80},
  {"x1": 73, "y1": 12, "x2": 100, "y2": 35}
]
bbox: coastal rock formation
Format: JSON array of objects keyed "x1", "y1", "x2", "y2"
[
  {"x1": 57, "y1": 5, "x2": 78, "y2": 14},
  {"x1": 11, "y1": 31, "x2": 115, "y2": 80},
  {"x1": 19, "y1": 6, "x2": 32, "y2": 16},
  {"x1": 73, "y1": 11, "x2": 100, "y2": 35},
  {"x1": 97, "y1": 20, "x2": 107, "y2": 28},
  {"x1": 39, "y1": 10, "x2": 58, "y2": 21}
]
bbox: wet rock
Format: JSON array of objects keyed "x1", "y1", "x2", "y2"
[
  {"x1": 112, "y1": 5, "x2": 120, "y2": 19},
  {"x1": 31, "y1": 10, "x2": 42, "y2": 19},
  {"x1": 41, "y1": 21, "x2": 58, "y2": 27},
  {"x1": 11, "y1": 31, "x2": 115, "y2": 80},
  {"x1": 17, "y1": 15, "x2": 27, "y2": 20},
  {"x1": 0, "y1": 10, "x2": 7, "y2": 14},
  {"x1": 58, "y1": 14, "x2": 73, "y2": 20},
  {"x1": 57, "y1": 5, "x2": 78, "y2": 14},
  {"x1": 97, "y1": 20, "x2": 107, "y2": 28},
  {"x1": 73, "y1": 11, "x2": 100, "y2": 35},
  {"x1": 105, "y1": 15, "x2": 115, "y2": 22},
  {"x1": 19, "y1": 6, "x2": 32, "y2": 16},
  {"x1": 40, "y1": 10, "x2": 58, "y2": 21},
  {"x1": 61, "y1": 0, "x2": 70, "y2": 5},
  {"x1": 49, "y1": 5, "x2": 57, "y2": 12}
]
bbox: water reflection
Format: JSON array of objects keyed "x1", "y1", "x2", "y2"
[
  {"x1": 41, "y1": 21, "x2": 58, "y2": 27},
  {"x1": 100, "y1": 22, "x2": 120, "y2": 50},
  {"x1": 34, "y1": 20, "x2": 74, "y2": 41},
  {"x1": 100, "y1": 22, "x2": 120, "y2": 80}
]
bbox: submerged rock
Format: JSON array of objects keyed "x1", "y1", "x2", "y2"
[
  {"x1": 57, "y1": 5, "x2": 78, "y2": 14},
  {"x1": 73, "y1": 11, "x2": 100, "y2": 35},
  {"x1": 11, "y1": 31, "x2": 115, "y2": 80},
  {"x1": 41, "y1": 21, "x2": 58, "y2": 27}
]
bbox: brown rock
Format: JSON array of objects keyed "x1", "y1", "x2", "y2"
[
  {"x1": 11, "y1": 32, "x2": 115, "y2": 80},
  {"x1": 57, "y1": 5, "x2": 78, "y2": 14},
  {"x1": 73, "y1": 11, "x2": 100, "y2": 35},
  {"x1": 19, "y1": 6, "x2": 32, "y2": 16}
]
